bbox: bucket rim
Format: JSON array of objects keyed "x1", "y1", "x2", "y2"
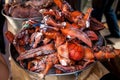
[{"x1": 1, "y1": 9, "x2": 42, "y2": 21}]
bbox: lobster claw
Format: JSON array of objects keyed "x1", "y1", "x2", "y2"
[
  {"x1": 54, "y1": 0, "x2": 73, "y2": 12},
  {"x1": 61, "y1": 23, "x2": 92, "y2": 47},
  {"x1": 5, "y1": 31, "x2": 15, "y2": 43},
  {"x1": 85, "y1": 30, "x2": 98, "y2": 41},
  {"x1": 28, "y1": 59, "x2": 45, "y2": 72},
  {"x1": 90, "y1": 17, "x2": 105, "y2": 31},
  {"x1": 83, "y1": 8, "x2": 93, "y2": 21},
  {"x1": 94, "y1": 46, "x2": 120, "y2": 60},
  {"x1": 17, "y1": 43, "x2": 55, "y2": 60},
  {"x1": 54, "y1": 0, "x2": 63, "y2": 10},
  {"x1": 5, "y1": 31, "x2": 26, "y2": 54}
]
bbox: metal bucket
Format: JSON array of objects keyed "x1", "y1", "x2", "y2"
[
  {"x1": 8, "y1": 31, "x2": 106, "y2": 80},
  {"x1": 8, "y1": 24, "x2": 105, "y2": 80},
  {"x1": 1, "y1": 10, "x2": 42, "y2": 35},
  {"x1": 9, "y1": 43, "x2": 97, "y2": 80}
]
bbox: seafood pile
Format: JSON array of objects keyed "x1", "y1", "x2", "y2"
[
  {"x1": 5, "y1": 0, "x2": 120, "y2": 79},
  {"x1": 4, "y1": 0, "x2": 54, "y2": 18}
]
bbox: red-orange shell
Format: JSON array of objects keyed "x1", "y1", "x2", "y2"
[{"x1": 68, "y1": 43, "x2": 84, "y2": 61}]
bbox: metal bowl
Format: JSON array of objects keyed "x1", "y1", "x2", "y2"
[
  {"x1": 7, "y1": 18, "x2": 106, "y2": 79},
  {"x1": 9, "y1": 31, "x2": 106, "y2": 80},
  {"x1": 9, "y1": 44, "x2": 96, "y2": 80},
  {"x1": 1, "y1": 9, "x2": 42, "y2": 34}
]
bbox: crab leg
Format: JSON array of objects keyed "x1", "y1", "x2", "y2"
[
  {"x1": 85, "y1": 30, "x2": 98, "y2": 41},
  {"x1": 17, "y1": 43, "x2": 55, "y2": 60},
  {"x1": 84, "y1": 8, "x2": 93, "y2": 21},
  {"x1": 94, "y1": 46, "x2": 120, "y2": 60},
  {"x1": 90, "y1": 17, "x2": 105, "y2": 31},
  {"x1": 45, "y1": 17, "x2": 64, "y2": 28},
  {"x1": 28, "y1": 59, "x2": 46, "y2": 72},
  {"x1": 5, "y1": 31, "x2": 26, "y2": 53},
  {"x1": 39, "y1": 53, "x2": 59, "y2": 79},
  {"x1": 43, "y1": 9, "x2": 64, "y2": 21},
  {"x1": 61, "y1": 23, "x2": 92, "y2": 47},
  {"x1": 54, "y1": 0, "x2": 63, "y2": 10},
  {"x1": 5, "y1": 31, "x2": 15, "y2": 43}
]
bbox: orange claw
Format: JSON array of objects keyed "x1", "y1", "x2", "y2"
[
  {"x1": 61, "y1": 23, "x2": 92, "y2": 47},
  {"x1": 54, "y1": 0, "x2": 72, "y2": 12},
  {"x1": 94, "y1": 46, "x2": 120, "y2": 60},
  {"x1": 5, "y1": 31, "x2": 15, "y2": 43},
  {"x1": 5, "y1": 31, "x2": 26, "y2": 54},
  {"x1": 85, "y1": 30, "x2": 98, "y2": 41},
  {"x1": 39, "y1": 53, "x2": 59, "y2": 79},
  {"x1": 54, "y1": 0, "x2": 63, "y2": 10},
  {"x1": 43, "y1": 9, "x2": 64, "y2": 21},
  {"x1": 84, "y1": 8, "x2": 93, "y2": 21}
]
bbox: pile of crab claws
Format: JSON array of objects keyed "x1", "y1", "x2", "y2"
[{"x1": 5, "y1": 0, "x2": 120, "y2": 78}]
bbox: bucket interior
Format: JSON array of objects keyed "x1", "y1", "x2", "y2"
[{"x1": 9, "y1": 43, "x2": 99, "y2": 76}]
